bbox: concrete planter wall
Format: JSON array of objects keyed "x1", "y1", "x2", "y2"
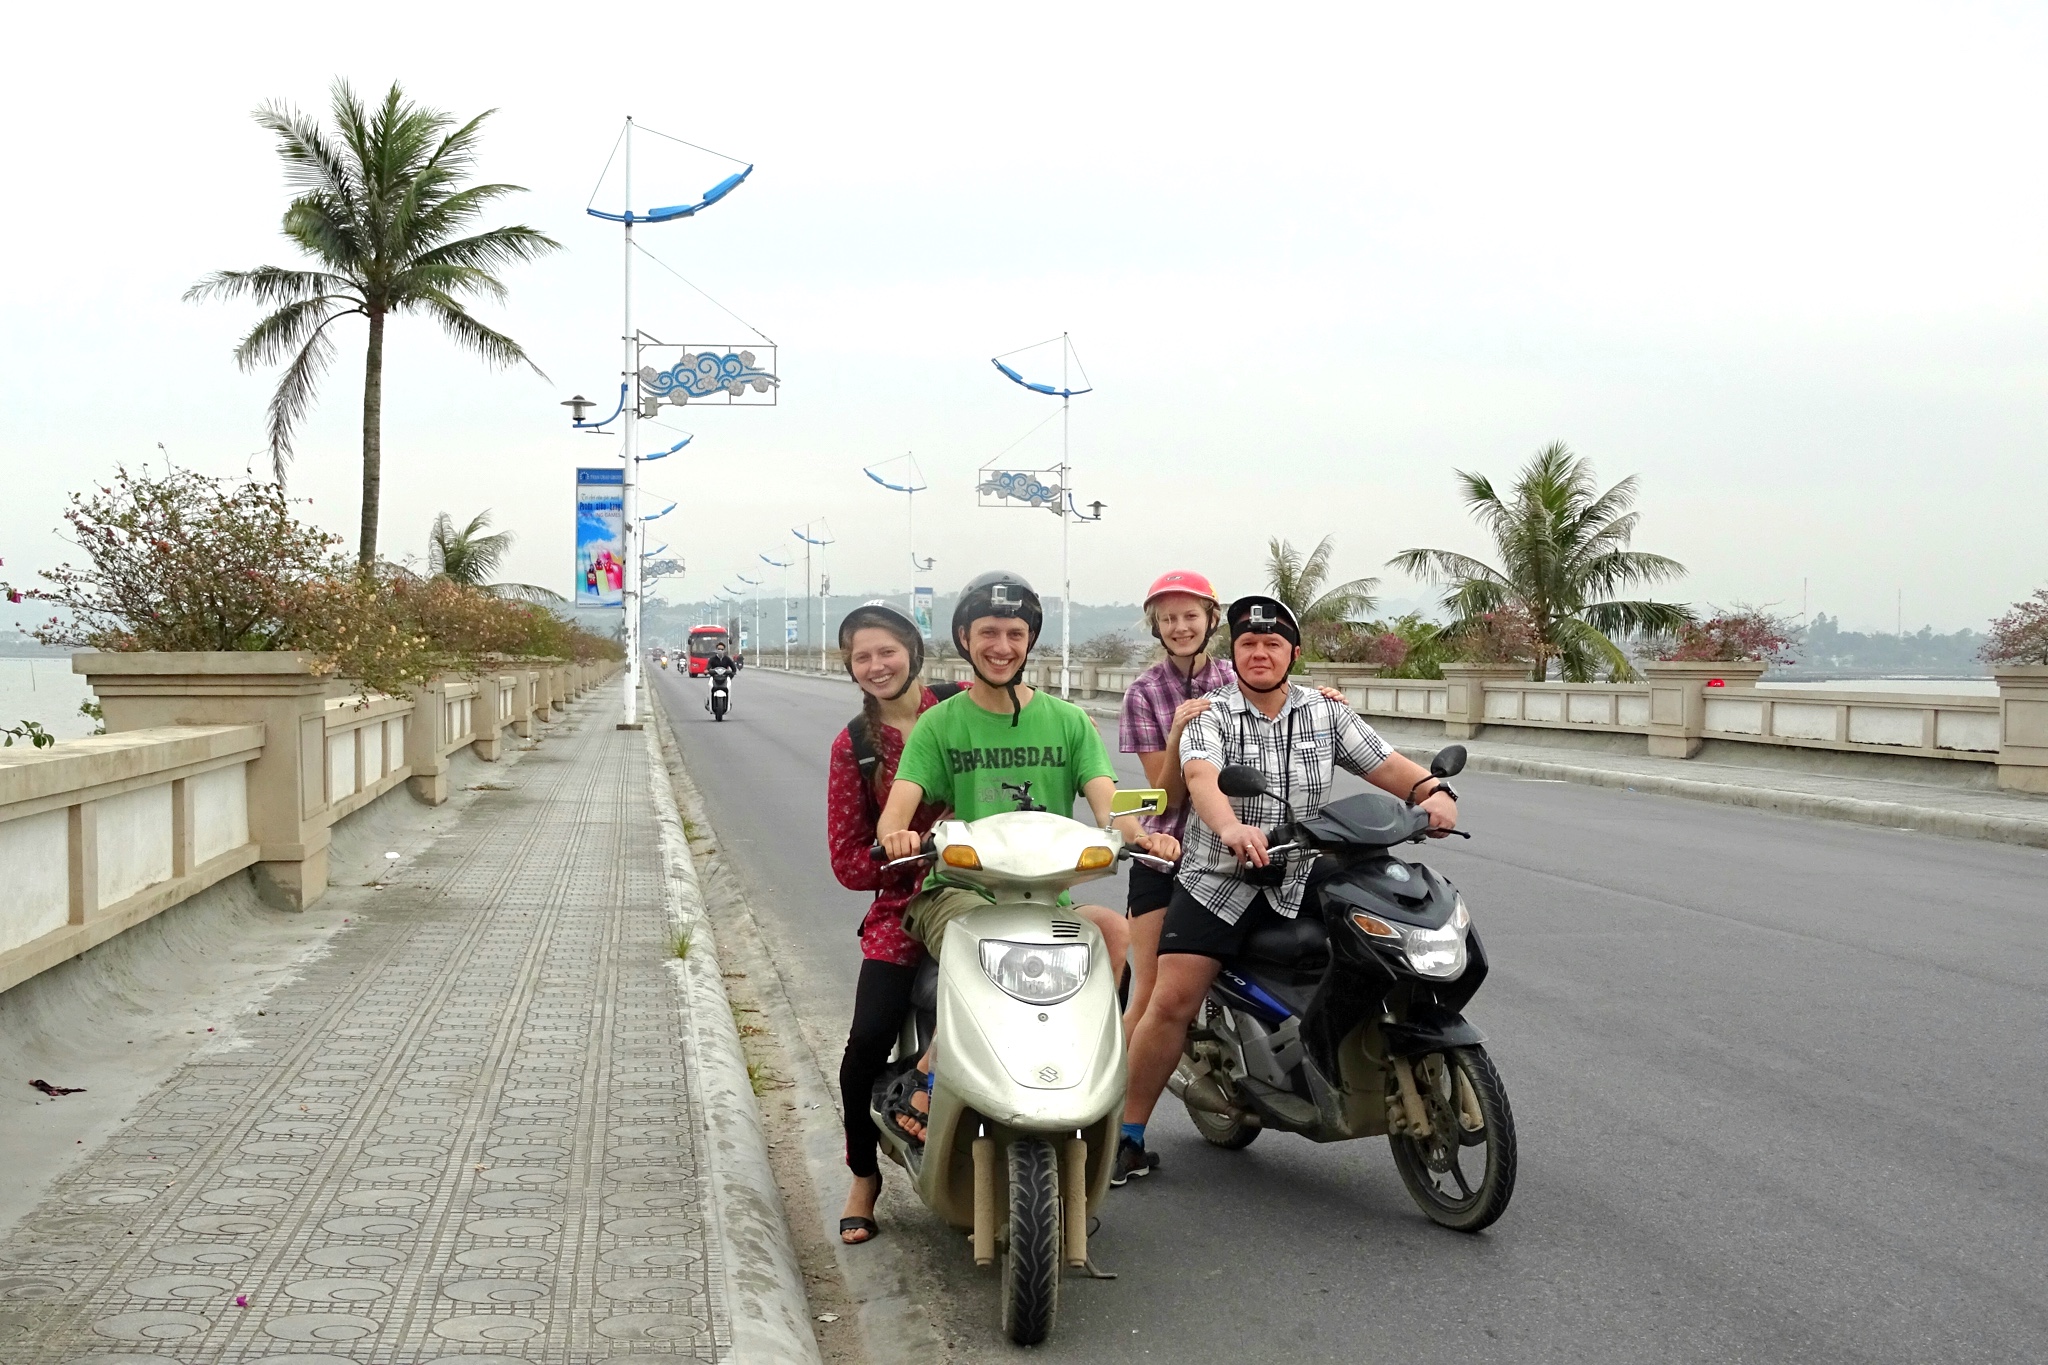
[{"x1": 0, "y1": 652, "x2": 620, "y2": 998}]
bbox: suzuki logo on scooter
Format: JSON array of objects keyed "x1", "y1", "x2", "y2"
[{"x1": 1036, "y1": 1065, "x2": 1061, "y2": 1084}]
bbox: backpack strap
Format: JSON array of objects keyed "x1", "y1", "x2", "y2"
[
  {"x1": 848, "y1": 685, "x2": 960, "y2": 823},
  {"x1": 846, "y1": 713, "x2": 884, "y2": 824}
]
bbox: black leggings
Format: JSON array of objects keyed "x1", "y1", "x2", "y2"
[{"x1": 839, "y1": 957, "x2": 921, "y2": 1179}]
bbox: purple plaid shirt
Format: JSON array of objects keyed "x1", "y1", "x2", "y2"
[{"x1": 1119, "y1": 655, "x2": 1235, "y2": 839}]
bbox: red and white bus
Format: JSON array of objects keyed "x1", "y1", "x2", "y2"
[{"x1": 686, "y1": 624, "x2": 737, "y2": 676}]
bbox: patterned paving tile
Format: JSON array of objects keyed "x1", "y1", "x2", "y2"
[{"x1": 0, "y1": 700, "x2": 725, "y2": 1363}]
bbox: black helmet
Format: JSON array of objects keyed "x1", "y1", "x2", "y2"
[
  {"x1": 837, "y1": 600, "x2": 925, "y2": 699},
  {"x1": 1226, "y1": 595, "x2": 1301, "y2": 648},
  {"x1": 951, "y1": 571, "x2": 1043, "y2": 659},
  {"x1": 951, "y1": 570, "x2": 1043, "y2": 725}
]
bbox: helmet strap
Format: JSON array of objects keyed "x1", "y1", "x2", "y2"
[{"x1": 962, "y1": 634, "x2": 1027, "y2": 725}]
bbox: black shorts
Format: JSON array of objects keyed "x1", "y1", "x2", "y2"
[
  {"x1": 1156, "y1": 885, "x2": 1284, "y2": 960},
  {"x1": 1126, "y1": 861, "x2": 1177, "y2": 917}
]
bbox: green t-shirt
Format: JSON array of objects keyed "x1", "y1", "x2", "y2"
[{"x1": 895, "y1": 688, "x2": 1117, "y2": 826}]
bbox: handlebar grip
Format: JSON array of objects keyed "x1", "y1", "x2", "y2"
[{"x1": 868, "y1": 843, "x2": 887, "y2": 864}]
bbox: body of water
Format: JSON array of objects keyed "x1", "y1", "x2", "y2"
[{"x1": 0, "y1": 658, "x2": 97, "y2": 742}]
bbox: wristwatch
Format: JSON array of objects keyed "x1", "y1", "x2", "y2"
[{"x1": 1424, "y1": 781, "x2": 1459, "y2": 803}]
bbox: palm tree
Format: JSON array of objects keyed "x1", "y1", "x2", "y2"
[
  {"x1": 428, "y1": 510, "x2": 561, "y2": 602},
  {"x1": 187, "y1": 80, "x2": 561, "y2": 568},
  {"x1": 1264, "y1": 535, "x2": 1379, "y2": 659},
  {"x1": 1389, "y1": 442, "x2": 1691, "y2": 681}
]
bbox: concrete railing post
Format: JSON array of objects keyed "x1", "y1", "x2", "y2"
[
  {"x1": 471, "y1": 675, "x2": 507, "y2": 769},
  {"x1": 1640, "y1": 661, "x2": 1765, "y2": 758},
  {"x1": 512, "y1": 669, "x2": 536, "y2": 740},
  {"x1": 406, "y1": 675, "x2": 453, "y2": 805},
  {"x1": 1994, "y1": 665, "x2": 2048, "y2": 793},
  {"x1": 1439, "y1": 664, "x2": 1534, "y2": 740},
  {"x1": 75, "y1": 652, "x2": 338, "y2": 910}
]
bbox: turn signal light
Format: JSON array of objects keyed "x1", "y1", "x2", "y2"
[
  {"x1": 1076, "y1": 846, "x2": 1115, "y2": 871},
  {"x1": 942, "y1": 845, "x2": 982, "y2": 870},
  {"x1": 1351, "y1": 913, "x2": 1400, "y2": 939}
]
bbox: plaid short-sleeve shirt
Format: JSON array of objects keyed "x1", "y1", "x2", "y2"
[
  {"x1": 1176, "y1": 684, "x2": 1391, "y2": 923},
  {"x1": 1119, "y1": 655, "x2": 1234, "y2": 840}
]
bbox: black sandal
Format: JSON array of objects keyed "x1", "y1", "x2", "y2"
[
  {"x1": 839, "y1": 1215, "x2": 880, "y2": 1244},
  {"x1": 881, "y1": 1069, "x2": 931, "y2": 1147}
]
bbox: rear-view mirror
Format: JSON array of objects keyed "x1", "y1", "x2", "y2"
[
  {"x1": 1110, "y1": 788, "x2": 1167, "y2": 818},
  {"x1": 1429, "y1": 745, "x2": 1468, "y2": 779},
  {"x1": 1217, "y1": 765, "x2": 1270, "y2": 799}
]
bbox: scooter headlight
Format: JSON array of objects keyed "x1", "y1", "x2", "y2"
[
  {"x1": 1399, "y1": 896, "x2": 1470, "y2": 979},
  {"x1": 979, "y1": 940, "x2": 1090, "y2": 1005}
]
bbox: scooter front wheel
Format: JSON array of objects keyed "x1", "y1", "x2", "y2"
[
  {"x1": 1387, "y1": 1045, "x2": 1517, "y2": 1233},
  {"x1": 1000, "y1": 1139, "x2": 1060, "y2": 1346}
]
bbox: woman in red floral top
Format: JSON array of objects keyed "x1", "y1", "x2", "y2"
[{"x1": 826, "y1": 603, "x2": 954, "y2": 1244}]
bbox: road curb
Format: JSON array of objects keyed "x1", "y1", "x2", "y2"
[
  {"x1": 1395, "y1": 746, "x2": 2048, "y2": 851},
  {"x1": 641, "y1": 708, "x2": 823, "y2": 1365}
]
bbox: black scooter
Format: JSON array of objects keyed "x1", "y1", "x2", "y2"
[{"x1": 1166, "y1": 745, "x2": 1517, "y2": 1231}]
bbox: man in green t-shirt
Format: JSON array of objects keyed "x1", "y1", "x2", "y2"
[{"x1": 875, "y1": 571, "x2": 1181, "y2": 1144}]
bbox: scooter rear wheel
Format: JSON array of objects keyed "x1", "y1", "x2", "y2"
[
  {"x1": 1000, "y1": 1139, "x2": 1060, "y2": 1345},
  {"x1": 1387, "y1": 1045, "x2": 1517, "y2": 1233}
]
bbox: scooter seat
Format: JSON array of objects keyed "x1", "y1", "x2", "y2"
[{"x1": 1239, "y1": 915, "x2": 1329, "y2": 969}]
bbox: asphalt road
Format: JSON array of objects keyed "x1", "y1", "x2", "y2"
[{"x1": 656, "y1": 664, "x2": 2048, "y2": 1364}]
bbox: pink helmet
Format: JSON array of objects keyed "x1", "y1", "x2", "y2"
[{"x1": 1143, "y1": 570, "x2": 1221, "y2": 610}]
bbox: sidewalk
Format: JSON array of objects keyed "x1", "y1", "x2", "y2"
[{"x1": 0, "y1": 684, "x2": 814, "y2": 1362}]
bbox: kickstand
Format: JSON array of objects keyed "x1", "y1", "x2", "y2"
[{"x1": 1075, "y1": 1257, "x2": 1118, "y2": 1280}]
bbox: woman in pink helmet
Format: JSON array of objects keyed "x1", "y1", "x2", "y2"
[{"x1": 1117, "y1": 574, "x2": 1232, "y2": 1053}]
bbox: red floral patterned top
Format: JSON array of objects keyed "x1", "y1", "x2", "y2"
[{"x1": 826, "y1": 688, "x2": 949, "y2": 965}]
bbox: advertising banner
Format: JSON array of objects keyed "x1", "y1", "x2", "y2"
[
  {"x1": 913, "y1": 586, "x2": 935, "y2": 636},
  {"x1": 785, "y1": 608, "x2": 798, "y2": 645},
  {"x1": 575, "y1": 468, "x2": 625, "y2": 608}
]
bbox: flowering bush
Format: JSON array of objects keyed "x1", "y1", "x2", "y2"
[
  {"x1": 1449, "y1": 605, "x2": 1539, "y2": 666},
  {"x1": 1655, "y1": 606, "x2": 1797, "y2": 665},
  {"x1": 8, "y1": 467, "x2": 618, "y2": 697},
  {"x1": 1982, "y1": 589, "x2": 2048, "y2": 666}
]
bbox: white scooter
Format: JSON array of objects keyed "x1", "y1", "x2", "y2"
[{"x1": 869, "y1": 786, "x2": 1166, "y2": 1347}]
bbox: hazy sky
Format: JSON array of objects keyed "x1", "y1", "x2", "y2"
[{"x1": 5, "y1": 3, "x2": 2044, "y2": 633}]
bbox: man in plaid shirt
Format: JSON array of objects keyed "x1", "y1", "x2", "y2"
[{"x1": 1112, "y1": 594, "x2": 1460, "y2": 1185}]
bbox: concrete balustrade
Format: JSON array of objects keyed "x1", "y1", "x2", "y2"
[
  {"x1": 0, "y1": 724, "x2": 263, "y2": 993},
  {"x1": 0, "y1": 652, "x2": 620, "y2": 997},
  {"x1": 769, "y1": 653, "x2": 2044, "y2": 792}
]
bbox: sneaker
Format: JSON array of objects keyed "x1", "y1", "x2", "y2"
[{"x1": 1110, "y1": 1136, "x2": 1159, "y2": 1187}]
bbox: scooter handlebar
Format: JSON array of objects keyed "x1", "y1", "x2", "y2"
[{"x1": 868, "y1": 834, "x2": 937, "y2": 869}]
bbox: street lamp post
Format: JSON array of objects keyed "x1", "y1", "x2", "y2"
[
  {"x1": 793, "y1": 523, "x2": 834, "y2": 673},
  {"x1": 989, "y1": 334, "x2": 1096, "y2": 697},
  {"x1": 564, "y1": 116, "x2": 754, "y2": 728},
  {"x1": 760, "y1": 553, "x2": 793, "y2": 669}
]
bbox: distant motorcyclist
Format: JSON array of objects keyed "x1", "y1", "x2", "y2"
[
  {"x1": 704, "y1": 642, "x2": 739, "y2": 685},
  {"x1": 1114, "y1": 595, "x2": 1456, "y2": 1184}
]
